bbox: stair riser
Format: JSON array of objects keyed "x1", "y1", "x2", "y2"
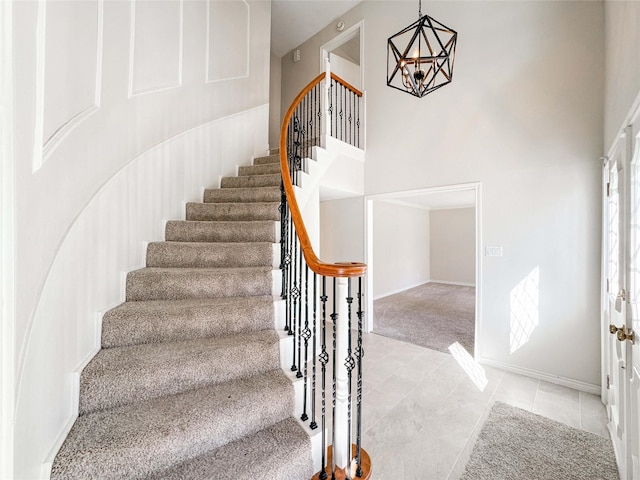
[
  {"x1": 153, "y1": 418, "x2": 313, "y2": 480},
  {"x1": 51, "y1": 371, "x2": 295, "y2": 480},
  {"x1": 253, "y1": 154, "x2": 280, "y2": 165},
  {"x1": 126, "y1": 269, "x2": 278, "y2": 301},
  {"x1": 221, "y1": 174, "x2": 280, "y2": 188},
  {"x1": 186, "y1": 202, "x2": 279, "y2": 222},
  {"x1": 165, "y1": 221, "x2": 278, "y2": 243},
  {"x1": 80, "y1": 333, "x2": 281, "y2": 414},
  {"x1": 238, "y1": 163, "x2": 281, "y2": 176},
  {"x1": 203, "y1": 186, "x2": 280, "y2": 204},
  {"x1": 146, "y1": 242, "x2": 277, "y2": 268},
  {"x1": 101, "y1": 298, "x2": 277, "y2": 349}
]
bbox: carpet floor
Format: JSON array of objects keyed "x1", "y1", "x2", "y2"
[
  {"x1": 461, "y1": 401, "x2": 619, "y2": 480},
  {"x1": 373, "y1": 282, "x2": 475, "y2": 355},
  {"x1": 50, "y1": 153, "x2": 313, "y2": 479}
]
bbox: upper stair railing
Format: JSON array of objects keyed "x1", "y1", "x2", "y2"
[{"x1": 279, "y1": 62, "x2": 371, "y2": 480}]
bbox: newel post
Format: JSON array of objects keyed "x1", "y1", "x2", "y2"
[
  {"x1": 322, "y1": 58, "x2": 331, "y2": 146},
  {"x1": 332, "y1": 277, "x2": 351, "y2": 473}
]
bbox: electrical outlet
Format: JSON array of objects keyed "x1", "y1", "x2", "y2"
[{"x1": 485, "y1": 246, "x2": 503, "y2": 257}]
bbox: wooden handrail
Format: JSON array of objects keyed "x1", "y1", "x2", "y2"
[
  {"x1": 279, "y1": 73, "x2": 367, "y2": 278},
  {"x1": 330, "y1": 73, "x2": 363, "y2": 97}
]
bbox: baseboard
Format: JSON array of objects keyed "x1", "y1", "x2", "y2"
[
  {"x1": 373, "y1": 280, "x2": 430, "y2": 300},
  {"x1": 429, "y1": 279, "x2": 475, "y2": 287},
  {"x1": 41, "y1": 370, "x2": 79, "y2": 480},
  {"x1": 479, "y1": 357, "x2": 600, "y2": 395}
]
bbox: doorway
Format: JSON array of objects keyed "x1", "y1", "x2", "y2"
[
  {"x1": 320, "y1": 20, "x2": 364, "y2": 91},
  {"x1": 365, "y1": 183, "x2": 482, "y2": 358}
]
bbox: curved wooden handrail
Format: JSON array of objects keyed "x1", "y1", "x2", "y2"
[
  {"x1": 330, "y1": 73, "x2": 363, "y2": 97},
  {"x1": 279, "y1": 73, "x2": 367, "y2": 278}
]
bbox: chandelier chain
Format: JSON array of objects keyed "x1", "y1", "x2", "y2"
[{"x1": 418, "y1": 0, "x2": 422, "y2": 19}]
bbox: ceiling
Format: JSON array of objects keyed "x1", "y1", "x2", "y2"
[{"x1": 271, "y1": 0, "x2": 362, "y2": 57}]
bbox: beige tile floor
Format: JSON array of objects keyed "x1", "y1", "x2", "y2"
[{"x1": 310, "y1": 330, "x2": 610, "y2": 480}]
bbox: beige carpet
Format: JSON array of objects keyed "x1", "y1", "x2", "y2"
[
  {"x1": 461, "y1": 401, "x2": 619, "y2": 479},
  {"x1": 373, "y1": 282, "x2": 475, "y2": 354},
  {"x1": 51, "y1": 153, "x2": 313, "y2": 479}
]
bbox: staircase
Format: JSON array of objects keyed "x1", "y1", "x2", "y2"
[{"x1": 51, "y1": 153, "x2": 314, "y2": 479}]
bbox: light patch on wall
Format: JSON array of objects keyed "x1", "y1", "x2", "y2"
[
  {"x1": 509, "y1": 266, "x2": 540, "y2": 354},
  {"x1": 128, "y1": 0, "x2": 183, "y2": 97},
  {"x1": 448, "y1": 341, "x2": 488, "y2": 391},
  {"x1": 206, "y1": 0, "x2": 249, "y2": 83},
  {"x1": 33, "y1": 0, "x2": 104, "y2": 171}
]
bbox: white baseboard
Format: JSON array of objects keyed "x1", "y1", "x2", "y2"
[
  {"x1": 373, "y1": 280, "x2": 430, "y2": 300},
  {"x1": 429, "y1": 279, "x2": 475, "y2": 287},
  {"x1": 479, "y1": 357, "x2": 600, "y2": 395},
  {"x1": 373, "y1": 279, "x2": 476, "y2": 300}
]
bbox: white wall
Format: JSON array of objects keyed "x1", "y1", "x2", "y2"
[
  {"x1": 9, "y1": 1, "x2": 271, "y2": 477},
  {"x1": 269, "y1": 51, "x2": 282, "y2": 149},
  {"x1": 320, "y1": 196, "x2": 365, "y2": 263},
  {"x1": 283, "y1": 1, "x2": 604, "y2": 389},
  {"x1": 430, "y1": 207, "x2": 475, "y2": 286},
  {"x1": 372, "y1": 201, "x2": 430, "y2": 299},
  {"x1": 604, "y1": 1, "x2": 640, "y2": 151},
  {"x1": 329, "y1": 52, "x2": 361, "y2": 91}
]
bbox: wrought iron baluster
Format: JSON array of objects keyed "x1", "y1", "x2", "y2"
[
  {"x1": 319, "y1": 277, "x2": 329, "y2": 480},
  {"x1": 331, "y1": 278, "x2": 338, "y2": 479},
  {"x1": 353, "y1": 89, "x2": 357, "y2": 146},
  {"x1": 296, "y1": 240, "x2": 304, "y2": 379},
  {"x1": 280, "y1": 187, "x2": 290, "y2": 333},
  {"x1": 356, "y1": 95, "x2": 360, "y2": 149},
  {"x1": 301, "y1": 265, "x2": 311, "y2": 421},
  {"x1": 339, "y1": 84, "x2": 344, "y2": 143},
  {"x1": 355, "y1": 276, "x2": 364, "y2": 477},
  {"x1": 310, "y1": 272, "x2": 318, "y2": 430},
  {"x1": 286, "y1": 214, "x2": 294, "y2": 335},
  {"x1": 290, "y1": 232, "x2": 299, "y2": 372}
]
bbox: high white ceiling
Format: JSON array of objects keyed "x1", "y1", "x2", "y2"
[{"x1": 271, "y1": 0, "x2": 362, "y2": 57}]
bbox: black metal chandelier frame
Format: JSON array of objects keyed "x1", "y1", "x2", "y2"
[{"x1": 387, "y1": 0, "x2": 457, "y2": 98}]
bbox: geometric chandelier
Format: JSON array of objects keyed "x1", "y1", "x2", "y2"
[{"x1": 387, "y1": 0, "x2": 457, "y2": 98}]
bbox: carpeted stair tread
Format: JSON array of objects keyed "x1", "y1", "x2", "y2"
[
  {"x1": 102, "y1": 296, "x2": 276, "y2": 348},
  {"x1": 146, "y1": 241, "x2": 274, "y2": 268},
  {"x1": 165, "y1": 220, "x2": 277, "y2": 243},
  {"x1": 203, "y1": 185, "x2": 280, "y2": 204},
  {"x1": 51, "y1": 370, "x2": 294, "y2": 480},
  {"x1": 186, "y1": 202, "x2": 280, "y2": 222},
  {"x1": 221, "y1": 173, "x2": 280, "y2": 188},
  {"x1": 253, "y1": 154, "x2": 280, "y2": 165},
  {"x1": 238, "y1": 163, "x2": 281, "y2": 176},
  {"x1": 126, "y1": 266, "x2": 273, "y2": 301},
  {"x1": 151, "y1": 418, "x2": 312, "y2": 480},
  {"x1": 80, "y1": 331, "x2": 280, "y2": 414}
]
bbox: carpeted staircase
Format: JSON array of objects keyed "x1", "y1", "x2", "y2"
[{"x1": 51, "y1": 153, "x2": 313, "y2": 479}]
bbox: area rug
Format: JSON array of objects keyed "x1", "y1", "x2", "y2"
[
  {"x1": 460, "y1": 401, "x2": 619, "y2": 480},
  {"x1": 373, "y1": 282, "x2": 475, "y2": 354}
]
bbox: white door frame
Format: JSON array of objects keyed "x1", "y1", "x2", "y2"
[
  {"x1": 319, "y1": 20, "x2": 364, "y2": 90},
  {"x1": 603, "y1": 139, "x2": 630, "y2": 478},
  {"x1": 364, "y1": 182, "x2": 483, "y2": 359},
  {"x1": 602, "y1": 90, "x2": 640, "y2": 480}
]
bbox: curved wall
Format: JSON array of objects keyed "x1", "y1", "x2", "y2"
[{"x1": 11, "y1": 1, "x2": 271, "y2": 477}]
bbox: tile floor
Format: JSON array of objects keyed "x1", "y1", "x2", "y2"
[{"x1": 336, "y1": 331, "x2": 610, "y2": 479}]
